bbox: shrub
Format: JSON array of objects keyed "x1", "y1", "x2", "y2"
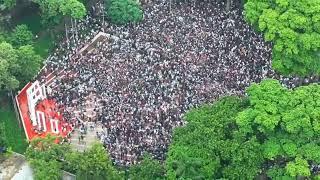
[{"x1": 106, "y1": 0, "x2": 143, "y2": 25}]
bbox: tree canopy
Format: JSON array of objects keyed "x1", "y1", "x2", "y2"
[
  {"x1": 25, "y1": 135, "x2": 68, "y2": 180},
  {"x1": 166, "y1": 79, "x2": 320, "y2": 179},
  {"x1": 9, "y1": 24, "x2": 34, "y2": 47},
  {"x1": 0, "y1": 41, "x2": 42, "y2": 90},
  {"x1": 31, "y1": 0, "x2": 87, "y2": 25},
  {"x1": 26, "y1": 136, "x2": 122, "y2": 180},
  {"x1": 237, "y1": 79, "x2": 320, "y2": 178},
  {"x1": 166, "y1": 96, "x2": 262, "y2": 179},
  {"x1": 0, "y1": 122, "x2": 7, "y2": 148},
  {"x1": 129, "y1": 154, "x2": 165, "y2": 180},
  {"x1": 244, "y1": 0, "x2": 320, "y2": 76},
  {"x1": 105, "y1": 0, "x2": 143, "y2": 25},
  {"x1": 64, "y1": 143, "x2": 122, "y2": 180},
  {"x1": 0, "y1": 42, "x2": 20, "y2": 90},
  {"x1": 0, "y1": 0, "x2": 15, "y2": 10}
]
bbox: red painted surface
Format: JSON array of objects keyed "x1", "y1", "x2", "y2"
[{"x1": 17, "y1": 83, "x2": 73, "y2": 141}]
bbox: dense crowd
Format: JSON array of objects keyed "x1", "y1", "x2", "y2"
[{"x1": 43, "y1": 0, "x2": 319, "y2": 166}]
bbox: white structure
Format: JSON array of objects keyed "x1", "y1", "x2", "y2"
[
  {"x1": 78, "y1": 32, "x2": 110, "y2": 54},
  {"x1": 36, "y1": 111, "x2": 46, "y2": 132},
  {"x1": 50, "y1": 119, "x2": 60, "y2": 134},
  {"x1": 26, "y1": 80, "x2": 47, "y2": 126}
]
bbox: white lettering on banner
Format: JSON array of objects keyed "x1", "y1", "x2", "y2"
[{"x1": 26, "y1": 81, "x2": 47, "y2": 126}]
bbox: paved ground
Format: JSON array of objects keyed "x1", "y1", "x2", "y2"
[
  {"x1": 12, "y1": 162, "x2": 33, "y2": 180},
  {"x1": 69, "y1": 124, "x2": 102, "y2": 152},
  {"x1": 0, "y1": 153, "x2": 76, "y2": 180},
  {"x1": 0, "y1": 153, "x2": 32, "y2": 180}
]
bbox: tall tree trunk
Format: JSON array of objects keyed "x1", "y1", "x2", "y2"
[
  {"x1": 240, "y1": 0, "x2": 244, "y2": 10},
  {"x1": 102, "y1": 3, "x2": 105, "y2": 31},
  {"x1": 74, "y1": 19, "x2": 78, "y2": 43},
  {"x1": 10, "y1": 90, "x2": 21, "y2": 128},
  {"x1": 65, "y1": 20, "x2": 69, "y2": 45},
  {"x1": 70, "y1": 18, "x2": 75, "y2": 46},
  {"x1": 226, "y1": 0, "x2": 231, "y2": 12}
]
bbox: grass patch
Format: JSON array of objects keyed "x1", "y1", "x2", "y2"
[
  {"x1": 0, "y1": 93, "x2": 28, "y2": 154},
  {"x1": 34, "y1": 35, "x2": 54, "y2": 58},
  {"x1": 12, "y1": 9, "x2": 54, "y2": 58},
  {"x1": 14, "y1": 13, "x2": 43, "y2": 35}
]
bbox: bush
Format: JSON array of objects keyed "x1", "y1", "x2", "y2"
[
  {"x1": 165, "y1": 96, "x2": 260, "y2": 179},
  {"x1": 105, "y1": 0, "x2": 143, "y2": 25},
  {"x1": 10, "y1": 24, "x2": 33, "y2": 47},
  {"x1": 244, "y1": 0, "x2": 320, "y2": 76},
  {"x1": 0, "y1": 122, "x2": 7, "y2": 148},
  {"x1": 129, "y1": 154, "x2": 165, "y2": 180}
]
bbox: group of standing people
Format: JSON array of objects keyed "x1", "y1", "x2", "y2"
[{"x1": 41, "y1": 0, "x2": 319, "y2": 166}]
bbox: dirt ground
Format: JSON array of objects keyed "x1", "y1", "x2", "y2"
[{"x1": 0, "y1": 153, "x2": 26, "y2": 180}]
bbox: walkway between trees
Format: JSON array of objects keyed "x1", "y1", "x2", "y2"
[{"x1": 69, "y1": 124, "x2": 102, "y2": 152}]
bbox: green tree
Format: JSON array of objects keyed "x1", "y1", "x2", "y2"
[
  {"x1": 0, "y1": 122, "x2": 7, "y2": 148},
  {"x1": 10, "y1": 24, "x2": 33, "y2": 47},
  {"x1": 26, "y1": 136, "x2": 123, "y2": 180},
  {"x1": 105, "y1": 0, "x2": 143, "y2": 25},
  {"x1": 31, "y1": 0, "x2": 86, "y2": 26},
  {"x1": 166, "y1": 97, "x2": 262, "y2": 179},
  {"x1": 0, "y1": 0, "x2": 15, "y2": 10},
  {"x1": 266, "y1": 166, "x2": 292, "y2": 180},
  {"x1": 25, "y1": 135, "x2": 68, "y2": 180},
  {"x1": 60, "y1": 0, "x2": 87, "y2": 20},
  {"x1": 167, "y1": 79, "x2": 320, "y2": 179},
  {"x1": 285, "y1": 157, "x2": 311, "y2": 177},
  {"x1": 15, "y1": 45, "x2": 42, "y2": 85},
  {"x1": 0, "y1": 42, "x2": 19, "y2": 90},
  {"x1": 244, "y1": 0, "x2": 320, "y2": 75},
  {"x1": 129, "y1": 154, "x2": 165, "y2": 180},
  {"x1": 236, "y1": 79, "x2": 320, "y2": 178},
  {"x1": 0, "y1": 41, "x2": 42, "y2": 90},
  {"x1": 64, "y1": 143, "x2": 122, "y2": 180},
  {"x1": 29, "y1": 159, "x2": 61, "y2": 180}
]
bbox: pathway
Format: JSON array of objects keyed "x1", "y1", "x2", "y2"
[{"x1": 69, "y1": 124, "x2": 103, "y2": 152}]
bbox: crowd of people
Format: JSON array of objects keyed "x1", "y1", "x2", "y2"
[{"x1": 42, "y1": 0, "x2": 319, "y2": 166}]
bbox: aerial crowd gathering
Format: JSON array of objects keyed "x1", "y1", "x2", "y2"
[{"x1": 38, "y1": 0, "x2": 319, "y2": 166}]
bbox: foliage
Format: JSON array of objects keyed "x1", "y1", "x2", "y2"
[
  {"x1": 27, "y1": 137, "x2": 122, "y2": 180},
  {"x1": 0, "y1": 41, "x2": 42, "y2": 90},
  {"x1": 166, "y1": 96, "x2": 263, "y2": 179},
  {"x1": 129, "y1": 154, "x2": 165, "y2": 180},
  {"x1": 244, "y1": 0, "x2": 320, "y2": 75},
  {"x1": 266, "y1": 166, "x2": 292, "y2": 180},
  {"x1": 105, "y1": 0, "x2": 143, "y2": 25},
  {"x1": 236, "y1": 79, "x2": 320, "y2": 178},
  {"x1": 12, "y1": 12, "x2": 54, "y2": 58},
  {"x1": 167, "y1": 79, "x2": 320, "y2": 179},
  {"x1": 31, "y1": 0, "x2": 86, "y2": 26},
  {"x1": 0, "y1": 31, "x2": 5, "y2": 42},
  {"x1": 285, "y1": 156, "x2": 310, "y2": 177},
  {"x1": 29, "y1": 159, "x2": 61, "y2": 180},
  {"x1": 0, "y1": 0, "x2": 15, "y2": 10},
  {"x1": 15, "y1": 45, "x2": 42, "y2": 85},
  {"x1": 33, "y1": 34, "x2": 54, "y2": 58},
  {"x1": 0, "y1": 122, "x2": 7, "y2": 147},
  {"x1": 0, "y1": 93, "x2": 28, "y2": 153},
  {"x1": 26, "y1": 135, "x2": 67, "y2": 180},
  {"x1": 0, "y1": 42, "x2": 19, "y2": 90},
  {"x1": 64, "y1": 143, "x2": 122, "y2": 180},
  {"x1": 10, "y1": 24, "x2": 33, "y2": 47},
  {"x1": 60, "y1": 0, "x2": 87, "y2": 19}
]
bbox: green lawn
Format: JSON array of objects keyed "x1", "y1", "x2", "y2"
[
  {"x1": 14, "y1": 13, "x2": 43, "y2": 34},
  {"x1": 34, "y1": 34, "x2": 54, "y2": 58},
  {"x1": 0, "y1": 93, "x2": 28, "y2": 154},
  {"x1": 13, "y1": 10, "x2": 54, "y2": 58}
]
